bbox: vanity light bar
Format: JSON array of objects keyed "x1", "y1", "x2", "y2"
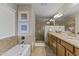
[
  {"x1": 49, "y1": 19, "x2": 55, "y2": 22},
  {"x1": 54, "y1": 13, "x2": 63, "y2": 19}
]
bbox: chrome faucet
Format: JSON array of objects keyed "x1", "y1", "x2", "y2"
[
  {"x1": 20, "y1": 36, "x2": 25, "y2": 44},
  {"x1": 21, "y1": 41, "x2": 24, "y2": 44}
]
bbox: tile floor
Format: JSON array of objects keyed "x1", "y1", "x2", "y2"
[
  {"x1": 31, "y1": 46, "x2": 46, "y2": 56},
  {"x1": 31, "y1": 41, "x2": 55, "y2": 56}
]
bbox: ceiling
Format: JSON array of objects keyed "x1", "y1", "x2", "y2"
[
  {"x1": 32, "y1": 3, "x2": 64, "y2": 17},
  {"x1": 32, "y1": 3, "x2": 79, "y2": 18},
  {"x1": 63, "y1": 4, "x2": 79, "y2": 16},
  {"x1": 17, "y1": 3, "x2": 79, "y2": 18}
]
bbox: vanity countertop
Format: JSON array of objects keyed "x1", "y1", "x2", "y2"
[{"x1": 48, "y1": 32, "x2": 79, "y2": 48}]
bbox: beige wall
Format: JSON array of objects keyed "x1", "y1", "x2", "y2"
[{"x1": 17, "y1": 4, "x2": 35, "y2": 46}]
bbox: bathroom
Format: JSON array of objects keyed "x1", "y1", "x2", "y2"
[{"x1": 0, "y1": 3, "x2": 79, "y2": 56}]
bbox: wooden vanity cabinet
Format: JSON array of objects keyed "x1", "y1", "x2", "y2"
[
  {"x1": 48, "y1": 33, "x2": 79, "y2": 56},
  {"x1": 66, "y1": 49, "x2": 75, "y2": 56},
  {"x1": 61, "y1": 40, "x2": 76, "y2": 56},
  {"x1": 48, "y1": 34, "x2": 51, "y2": 46},
  {"x1": 48, "y1": 33, "x2": 57, "y2": 55},
  {"x1": 61, "y1": 40, "x2": 74, "y2": 53},
  {"x1": 50, "y1": 40, "x2": 56, "y2": 55},
  {"x1": 75, "y1": 48, "x2": 79, "y2": 55},
  {"x1": 57, "y1": 43, "x2": 65, "y2": 56}
]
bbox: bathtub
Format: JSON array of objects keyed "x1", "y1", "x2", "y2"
[{"x1": 2, "y1": 44, "x2": 31, "y2": 56}]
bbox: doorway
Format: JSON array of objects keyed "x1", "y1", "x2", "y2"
[{"x1": 35, "y1": 17, "x2": 46, "y2": 41}]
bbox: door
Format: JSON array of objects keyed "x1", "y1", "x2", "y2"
[{"x1": 35, "y1": 19, "x2": 45, "y2": 41}]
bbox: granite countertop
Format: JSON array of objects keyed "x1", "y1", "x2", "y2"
[{"x1": 48, "y1": 32, "x2": 79, "y2": 48}]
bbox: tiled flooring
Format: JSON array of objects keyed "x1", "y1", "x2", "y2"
[
  {"x1": 45, "y1": 44, "x2": 55, "y2": 56},
  {"x1": 31, "y1": 46, "x2": 46, "y2": 56},
  {"x1": 31, "y1": 41, "x2": 55, "y2": 56}
]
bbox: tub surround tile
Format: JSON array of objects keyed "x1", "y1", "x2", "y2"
[
  {"x1": 0, "y1": 36, "x2": 18, "y2": 55},
  {"x1": 18, "y1": 36, "x2": 33, "y2": 44}
]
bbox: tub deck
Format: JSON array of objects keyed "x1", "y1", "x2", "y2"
[{"x1": 2, "y1": 44, "x2": 31, "y2": 56}]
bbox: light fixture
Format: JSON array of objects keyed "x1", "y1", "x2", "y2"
[
  {"x1": 54, "y1": 13, "x2": 63, "y2": 19},
  {"x1": 49, "y1": 19, "x2": 55, "y2": 26},
  {"x1": 49, "y1": 19, "x2": 55, "y2": 22}
]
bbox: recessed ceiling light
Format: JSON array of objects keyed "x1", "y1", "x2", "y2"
[
  {"x1": 41, "y1": 3, "x2": 43, "y2": 5},
  {"x1": 45, "y1": 3, "x2": 47, "y2": 5},
  {"x1": 41, "y1": 3, "x2": 47, "y2": 5}
]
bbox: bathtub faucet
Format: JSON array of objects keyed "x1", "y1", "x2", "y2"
[{"x1": 21, "y1": 41, "x2": 24, "y2": 44}]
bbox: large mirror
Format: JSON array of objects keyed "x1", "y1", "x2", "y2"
[{"x1": 55, "y1": 16, "x2": 75, "y2": 36}]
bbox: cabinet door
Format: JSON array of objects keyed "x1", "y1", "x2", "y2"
[
  {"x1": 50, "y1": 40, "x2": 56, "y2": 55},
  {"x1": 57, "y1": 43, "x2": 65, "y2": 56},
  {"x1": 66, "y1": 50, "x2": 75, "y2": 56},
  {"x1": 48, "y1": 35, "x2": 51, "y2": 45},
  {"x1": 75, "y1": 48, "x2": 79, "y2": 56},
  {"x1": 48, "y1": 34, "x2": 57, "y2": 55}
]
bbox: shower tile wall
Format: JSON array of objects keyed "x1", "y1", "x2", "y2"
[{"x1": 35, "y1": 17, "x2": 49, "y2": 41}]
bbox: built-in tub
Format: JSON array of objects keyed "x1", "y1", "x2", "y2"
[{"x1": 2, "y1": 44, "x2": 31, "y2": 56}]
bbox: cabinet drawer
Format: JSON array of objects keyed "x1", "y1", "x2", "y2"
[
  {"x1": 61, "y1": 40, "x2": 74, "y2": 53},
  {"x1": 75, "y1": 48, "x2": 79, "y2": 56}
]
